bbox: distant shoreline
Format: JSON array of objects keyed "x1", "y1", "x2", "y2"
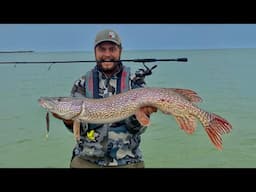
[{"x1": 0, "y1": 51, "x2": 34, "y2": 53}]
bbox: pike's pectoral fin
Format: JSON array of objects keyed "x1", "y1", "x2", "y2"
[
  {"x1": 174, "y1": 115, "x2": 197, "y2": 134},
  {"x1": 73, "y1": 120, "x2": 81, "y2": 141},
  {"x1": 135, "y1": 108, "x2": 151, "y2": 126}
]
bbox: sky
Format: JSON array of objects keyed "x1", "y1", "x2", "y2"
[{"x1": 0, "y1": 24, "x2": 256, "y2": 52}]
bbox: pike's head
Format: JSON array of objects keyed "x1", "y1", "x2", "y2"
[{"x1": 38, "y1": 97, "x2": 83, "y2": 120}]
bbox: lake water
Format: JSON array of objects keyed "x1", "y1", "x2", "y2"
[{"x1": 0, "y1": 48, "x2": 254, "y2": 168}]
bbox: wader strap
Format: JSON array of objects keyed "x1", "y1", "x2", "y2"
[
  {"x1": 117, "y1": 66, "x2": 130, "y2": 94},
  {"x1": 86, "y1": 68, "x2": 100, "y2": 98}
]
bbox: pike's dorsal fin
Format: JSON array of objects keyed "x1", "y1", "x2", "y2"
[
  {"x1": 171, "y1": 88, "x2": 203, "y2": 103},
  {"x1": 174, "y1": 115, "x2": 197, "y2": 134}
]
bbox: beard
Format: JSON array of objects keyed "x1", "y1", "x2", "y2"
[
  {"x1": 98, "y1": 62, "x2": 114, "y2": 70},
  {"x1": 97, "y1": 59, "x2": 120, "y2": 73},
  {"x1": 101, "y1": 65, "x2": 116, "y2": 72}
]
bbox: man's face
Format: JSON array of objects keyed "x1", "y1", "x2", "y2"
[{"x1": 95, "y1": 42, "x2": 121, "y2": 72}]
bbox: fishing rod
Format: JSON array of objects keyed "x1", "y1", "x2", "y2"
[
  {"x1": 0, "y1": 57, "x2": 188, "y2": 71},
  {"x1": 0, "y1": 57, "x2": 187, "y2": 64}
]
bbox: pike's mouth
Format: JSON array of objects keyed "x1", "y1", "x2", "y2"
[
  {"x1": 38, "y1": 98, "x2": 44, "y2": 105},
  {"x1": 38, "y1": 98, "x2": 54, "y2": 110}
]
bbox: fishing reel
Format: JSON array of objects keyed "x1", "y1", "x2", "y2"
[
  {"x1": 133, "y1": 63, "x2": 158, "y2": 85},
  {"x1": 135, "y1": 63, "x2": 157, "y2": 77}
]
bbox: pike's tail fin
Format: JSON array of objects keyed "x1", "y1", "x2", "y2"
[{"x1": 204, "y1": 113, "x2": 232, "y2": 150}]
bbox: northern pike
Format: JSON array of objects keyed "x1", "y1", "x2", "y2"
[{"x1": 38, "y1": 87, "x2": 232, "y2": 150}]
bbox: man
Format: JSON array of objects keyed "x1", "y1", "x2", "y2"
[{"x1": 54, "y1": 29, "x2": 157, "y2": 168}]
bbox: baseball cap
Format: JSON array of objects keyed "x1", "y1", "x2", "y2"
[{"x1": 94, "y1": 29, "x2": 122, "y2": 47}]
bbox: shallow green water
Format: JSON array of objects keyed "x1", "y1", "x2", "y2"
[{"x1": 0, "y1": 48, "x2": 254, "y2": 168}]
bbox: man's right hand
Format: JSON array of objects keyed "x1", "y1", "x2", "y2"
[{"x1": 52, "y1": 113, "x2": 73, "y2": 125}]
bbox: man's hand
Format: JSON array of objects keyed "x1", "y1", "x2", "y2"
[
  {"x1": 52, "y1": 113, "x2": 73, "y2": 125},
  {"x1": 134, "y1": 106, "x2": 157, "y2": 126},
  {"x1": 140, "y1": 106, "x2": 157, "y2": 116}
]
